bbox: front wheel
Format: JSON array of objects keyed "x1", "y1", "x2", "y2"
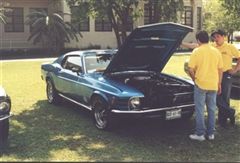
[
  {"x1": 91, "y1": 96, "x2": 115, "y2": 130},
  {"x1": 46, "y1": 79, "x2": 61, "y2": 104}
]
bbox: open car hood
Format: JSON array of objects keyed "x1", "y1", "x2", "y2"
[{"x1": 104, "y1": 22, "x2": 193, "y2": 74}]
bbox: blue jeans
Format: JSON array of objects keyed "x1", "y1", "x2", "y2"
[
  {"x1": 194, "y1": 85, "x2": 217, "y2": 136},
  {"x1": 217, "y1": 72, "x2": 233, "y2": 119}
]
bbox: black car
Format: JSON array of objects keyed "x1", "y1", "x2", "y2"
[
  {"x1": 0, "y1": 86, "x2": 12, "y2": 150},
  {"x1": 231, "y1": 58, "x2": 240, "y2": 97}
]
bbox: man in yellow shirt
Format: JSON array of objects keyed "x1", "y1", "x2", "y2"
[
  {"x1": 188, "y1": 31, "x2": 223, "y2": 141},
  {"x1": 211, "y1": 29, "x2": 240, "y2": 127},
  {"x1": 182, "y1": 29, "x2": 240, "y2": 127}
]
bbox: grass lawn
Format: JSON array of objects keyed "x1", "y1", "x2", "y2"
[{"x1": 0, "y1": 54, "x2": 239, "y2": 161}]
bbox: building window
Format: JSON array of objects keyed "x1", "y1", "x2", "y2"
[
  {"x1": 181, "y1": 6, "x2": 193, "y2": 27},
  {"x1": 197, "y1": 7, "x2": 202, "y2": 30},
  {"x1": 95, "y1": 16, "x2": 112, "y2": 32},
  {"x1": 144, "y1": 3, "x2": 155, "y2": 25},
  {"x1": 29, "y1": 8, "x2": 48, "y2": 32},
  {"x1": 4, "y1": 7, "x2": 24, "y2": 32},
  {"x1": 71, "y1": 5, "x2": 90, "y2": 32}
]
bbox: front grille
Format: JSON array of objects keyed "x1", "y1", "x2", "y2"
[
  {"x1": 140, "y1": 92, "x2": 194, "y2": 108},
  {"x1": 173, "y1": 92, "x2": 194, "y2": 104}
]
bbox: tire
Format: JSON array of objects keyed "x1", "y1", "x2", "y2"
[
  {"x1": 46, "y1": 79, "x2": 61, "y2": 104},
  {"x1": 91, "y1": 96, "x2": 115, "y2": 130},
  {"x1": 0, "y1": 119, "x2": 9, "y2": 151}
]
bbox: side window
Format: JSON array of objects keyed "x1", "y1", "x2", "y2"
[{"x1": 62, "y1": 55, "x2": 82, "y2": 73}]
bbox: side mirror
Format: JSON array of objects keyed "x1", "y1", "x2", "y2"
[{"x1": 71, "y1": 67, "x2": 82, "y2": 75}]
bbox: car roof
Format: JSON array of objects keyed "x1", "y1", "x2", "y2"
[{"x1": 65, "y1": 49, "x2": 117, "y2": 57}]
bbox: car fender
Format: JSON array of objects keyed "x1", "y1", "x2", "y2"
[{"x1": 90, "y1": 90, "x2": 110, "y2": 106}]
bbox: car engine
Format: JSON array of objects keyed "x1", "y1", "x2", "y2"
[{"x1": 112, "y1": 72, "x2": 194, "y2": 108}]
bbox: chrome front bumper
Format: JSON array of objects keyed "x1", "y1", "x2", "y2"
[
  {"x1": 111, "y1": 104, "x2": 195, "y2": 114},
  {"x1": 0, "y1": 113, "x2": 13, "y2": 121}
]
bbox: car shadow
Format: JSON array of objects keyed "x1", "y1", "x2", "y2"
[{"x1": 4, "y1": 100, "x2": 206, "y2": 161}]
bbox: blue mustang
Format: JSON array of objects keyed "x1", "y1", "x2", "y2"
[{"x1": 41, "y1": 22, "x2": 195, "y2": 130}]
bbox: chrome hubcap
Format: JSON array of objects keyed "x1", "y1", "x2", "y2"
[
  {"x1": 94, "y1": 101, "x2": 107, "y2": 128},
  {"x1": 47, "y1": 81, "x2": 53, "y2": 102}
]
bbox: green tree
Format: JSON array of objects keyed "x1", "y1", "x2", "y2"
[
  {"x1": 0, "y1": 8, "x2": 5, "y2": 24},
  {"x1": 26, "y1": 9, "x2": 81, "y2": 54},
  {"x1": 203, "y1": 0, "x2": 240, "y2": 42},
  {"x1": 67, "y1": 0, "x2": 140, "y2": 47},
  {"x1": 66, "y1": 0, "x2": 184, "y2": 48},
  {"x1": 0, "y1": 1, "x2": 8, "y2": 24},
  {"x1": 220, "y1": 0, "x2": 240, "y2": 41}
]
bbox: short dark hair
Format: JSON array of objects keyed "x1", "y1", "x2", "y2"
[
  {"x1": 196, "y1": 30, "x2": 209, "y2": 43},
  {"x1": 211, "y1": 29, "x2": 226, "y2": 37}
]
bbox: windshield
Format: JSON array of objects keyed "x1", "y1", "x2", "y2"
[{"x1": 84, "y1": 53, "x2": 112, "y2": 73}]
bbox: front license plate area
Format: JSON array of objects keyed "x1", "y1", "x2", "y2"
[{"x1": 166, "y1": 109, "x2": 181, "y2": 120}]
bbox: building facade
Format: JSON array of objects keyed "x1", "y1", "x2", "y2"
[{"x1": 0, "y1": 0, "x2": 202, "y2": 50}]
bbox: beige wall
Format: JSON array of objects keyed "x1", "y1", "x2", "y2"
[{"x1": 0, "y1": 0, "x2": 49, "y2": 49}]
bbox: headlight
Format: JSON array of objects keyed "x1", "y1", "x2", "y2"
[
  {"x1": 0, "y1": 101, "x2": 10, "y2": 114},
  {"x1": 128, "y1": 97, "x2": 141, "y2": 110}
]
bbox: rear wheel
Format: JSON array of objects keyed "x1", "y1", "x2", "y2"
[
  {"x1": 46, "y1": 79, "x2": 61, "y2": 104},
  {"x1": 91, "y1": 96, "x2": 115, "y2": 130},
  {"x1": 0, "y1": 119, "x2": 9, "y2": 151}
]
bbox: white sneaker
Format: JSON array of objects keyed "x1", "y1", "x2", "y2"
[
  {"x1": 189, "y1": 134, "x2": 205, "y2": 141},
  {"x1": 208, "y1": 134, "x2": 214, "y2": 140}
]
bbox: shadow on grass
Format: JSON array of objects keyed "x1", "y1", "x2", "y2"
[{"x1": 3, "y1": 99, "x2": 240, "y2": 161}]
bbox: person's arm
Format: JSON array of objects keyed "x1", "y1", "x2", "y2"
[
  {"x1": 181, "y1": 42, "x2": 199, "y2": 49},
  {"x1": 188, "y1": 67, "x2": 196, "y2": 82},
  {"x1": 218, "y1": 68, "x2": 223, "y2": 95}
]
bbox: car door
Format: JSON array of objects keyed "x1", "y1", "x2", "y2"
[{"x1": 56, "y1": 55, "x2": 83, "y2": 99}]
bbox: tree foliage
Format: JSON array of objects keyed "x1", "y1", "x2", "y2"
[
  {"x1": 66, "y1": 0, "x2": 184, "y2": 47},
  {"x1": 0, "y1": 1, "x2": 9, "y2": 24},
  {"x1": 26, "y1": 9, "x2": 81, "y2": 54},
  {"x1": 203, "y1": 0, "x2": 240, "y2": 42},
  {"x1": 220, "y1": 0, "x2": 240, "y2": 32},
  {"x1": 220, "y1": 0, "x2": 240, "y2": 17},
  {"x1": 0, "y1": 8, "x2": 6, "y2": 24}
]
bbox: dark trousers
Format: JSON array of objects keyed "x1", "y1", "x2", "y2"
[{"x1": 217, "y1": 72, "x2": 235, "y2": 124}]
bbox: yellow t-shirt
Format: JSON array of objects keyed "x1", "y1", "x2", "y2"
[
  {"x1": 212, "y1": 42, "x2": 240, "y2": 72},
  {"x1": 189, "y1": 44, "x2": 223, "y2": 91}
]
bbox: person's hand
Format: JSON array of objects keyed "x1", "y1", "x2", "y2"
[
  {"x1": 228, "y1": 69, "x2": 236, "y2": 75},
  {"x1": 217, "y1": 83, "x2": 222, "y2": 95}
]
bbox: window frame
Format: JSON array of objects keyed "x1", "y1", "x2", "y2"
[
  {"x1": 144, "y1": 3, "x2": 155, "y2": 25},
  {"x1": 181, "y1": 6, "x2": 193, "y2": 27},
  {"x1": 62, "y1": 55, "x2": 83, "y2": 73},
  {"x1": 197, "y1": 7, "x2": 202, "y2": 30},
  {"x1": 95, "y1": 16, "x2": 112, "y2": 32},
  {"x1": 4, "y1": 7, "x2": 24, "y2": 32}
]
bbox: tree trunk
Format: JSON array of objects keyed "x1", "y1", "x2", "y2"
[{"x1": 107, "y1": 8, "x2": 122, "y2": 48}]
